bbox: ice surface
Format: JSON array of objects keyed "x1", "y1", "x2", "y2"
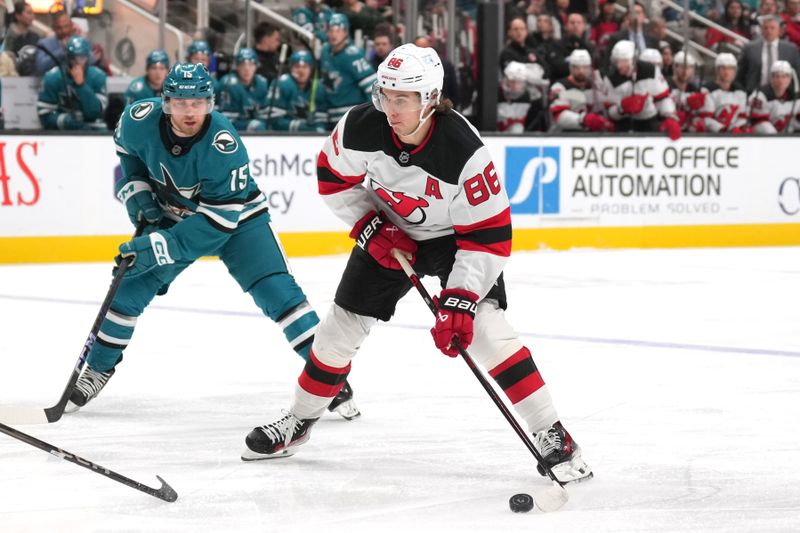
[{"x1": 1, "y1": 247, "x2": 799, "y2": 532}]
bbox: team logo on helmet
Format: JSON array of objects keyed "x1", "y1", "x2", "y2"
[
  {"x1": 212, "y1": 130, "x2": 238, "y2": 154},
  {"x1": 130, "y1": 101, "x2": 154, "y2": 120},
  {"x1": 370, "y1": 179, "x2": 429, "y2": 225}
]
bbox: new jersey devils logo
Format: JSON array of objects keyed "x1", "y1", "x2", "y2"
[{"x1": 371, "y1": 179, "x2": 429, "y2": 224}]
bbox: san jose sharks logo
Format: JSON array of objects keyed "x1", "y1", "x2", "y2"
[
  {"x1": 370, "y1": 179, "x2": 429, "y2": 224},
  {"x1": 130, "y1": 101, "x2": 154, "y2": 120},
  {"x1": 212, "y1": 130, "x2": 238, "y2": 154}
]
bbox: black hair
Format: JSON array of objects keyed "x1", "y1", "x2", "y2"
[{"x1": 253, "y1": 22, "x2": 279, "y2": 43}]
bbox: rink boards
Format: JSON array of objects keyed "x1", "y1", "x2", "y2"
[{"x1": 0, "y1": 133, "x2": 798, "y2": 263}]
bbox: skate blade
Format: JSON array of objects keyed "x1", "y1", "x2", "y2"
[
  {"x1": 330, "y1": 399, "x2": 361, "y2": 421},
  {"x1": 534, "y1": 481, "x2": 569, "y2": 513},
  {"x1": 63, "y1": 401, "x2": 81, "y2": 414},
  {"x1": 240, "y1": 447, "x2": 297, "y2": 461}
]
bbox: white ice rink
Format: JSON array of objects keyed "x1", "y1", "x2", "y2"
[{"x1": 1, "y1": 247, "x2": 799, "y2": 533}]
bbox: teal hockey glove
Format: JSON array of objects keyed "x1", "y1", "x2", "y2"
[
  {"x1": 117, "y1": 232, "x2": 176, "y2": 278},
  {"x1": 115, "y1": 178, "x2": 162, "y2": 226}
]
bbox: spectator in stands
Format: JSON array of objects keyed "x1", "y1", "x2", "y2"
[
  {"x1": 253, "y1": 22, "x2": 282, "y2": 82},
  {"x1": 550, "y1": 49, "x2": 614, "y2": 132},
  {"x1": 659, "y1": 40, "x2": 674, "y2": 76},
  {"x1": 125, "y1": 49, "x2": 170, "y2": 105},
  {"x1": 414, "y1": 35, "x2": 459, "y2": 104},
  {"x1": 706, "y1": 0, "x2": 751, "y2": 49},
  {"x1": 370, "y1": 22, "x2": 395, "y2": 70},
  {"x1": 781, "y1": 0, "x2": 800, "y2": 48},
  {"x1": 555, "y1": 12, "x2": 598, "y2": 79},
  {"x1": 34, "y1": 10, "x2": 74, "y2": 76},
  {"x1": 592, "y1": 0, "x2": 621, "y2": 56},
  {"x1": 37, "y1": 36, "x2": 107, "y2": 130},
  {"x1": 497, "y1": 61, "x2": 544, "y2": 132},
  {"x1": 702, "y1": 52, "x2": 750, "y2": 132},
  {"x1": 270, "y1": 50, "x2": 328, "y2": 132},
  {"x1": 548, "y1": 0, "x2": 570, "y2": 39},
  {"x1": 688, "y1": 0, "x2": 726, "y2": 22},
  {"x1": 604, "y1": 2, "x2": 659, "y2": 67},
  {"x1": 738, "y1": 14, "x2": 800, "y2": 93},
  {"x1": 218, "y1": 47, "x2": 270, "y2": 132},
  {"x1": 602, "y1": 40, "x2": 681, "y2": 138},
  {"x1": 668, "y1": 51, "x2": 710, "y2": 132},
  {"x1": 3, "y1": 2, "x2": 39, "y2": 55},
  {"x1": 749, "y1": 0, "x2": 778, "y2": 38},
  {"x1": 501, "y1": 16, "x2": 548, "y2": 75},
  {"x1": 748, "y1": 59, "x2": 800, "y2": 133},
  {"x1": 320, "y1": 13, "x2": 376, "y2": 126},
  {"x1": 340, "y1": 0, "x2": 384, "y2": 41}
]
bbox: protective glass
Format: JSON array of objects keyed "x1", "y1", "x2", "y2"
[
  {"x1": 163, "y1": 96, "x2": 214, "y2": 115},
  {"x1": 371, "y1": 85, "x2": 423, "y2": 114}
]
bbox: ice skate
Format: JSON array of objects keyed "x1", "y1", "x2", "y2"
[
  {"x1": 533, "y1": 421, "x2": 593, "y2": 483},
  {"x1": 64, "y1": 367, "x2": 115, "y2": 413},
  {"x1": 327, "y1": 380, "x2": 361, "y2": 420},
  {"x1": 242, "y1": 411, "x2": 319, "y2": 461}
]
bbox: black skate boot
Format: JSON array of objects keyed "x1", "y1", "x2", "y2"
[
  {"x1": 64, "y1": 367, "x2": 115, "y2": 413},
  {"x1": 327, "y1": 380, "x2": 361, "y2": 420},
  {"x1": 241, "y1": 411, "x2": 319, "y2": 461},
  {"x1": 533, "y1": 421, "x2": 593, "y2": 483}
]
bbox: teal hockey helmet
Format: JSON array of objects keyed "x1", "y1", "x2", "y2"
[
  {"x1": 235, "y1": 47, "x2": 259, "y2": 66},
  {"x1": 289, "y1": 50, "x2": 314, "y2": 67},
  {"x1": 328, "y1": 13, "x2": 349, "y2": 31},
  {"x1": 162, "y1": 62, "x2": 215, "y2": 113},
  {"x1": 66, "y1": 36, "x2": 91, "y2": 60},
  {"x1": 187, "y1": 40, "x2": 212, "y2": 57},
  {"x1": 147, "y1": 49, "x2": 170, "y2": 67}
]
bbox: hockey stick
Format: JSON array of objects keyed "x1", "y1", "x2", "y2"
[
  {"x1": 0, "y1": 223, "x2": 146, "y2": 425},
  {"x1": 390, "y1": 250, "x2": 569, "y2": 513},
  {"x1": 0, "y1": 421, "x2": 177, "y2": 502},
  {"x1": 264, "y1": 43, "x2": 289, "y2": 128}
]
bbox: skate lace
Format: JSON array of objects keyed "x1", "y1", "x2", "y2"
[
  {"x1": 536, "y1": 428, "x2": 563, "y2": 458},
  {"x1": 74, "y1": 369, "x2": 110, "y2": 398},
  {"x1": 260, "y1": 410, "x2": 301, "y2": 447}
]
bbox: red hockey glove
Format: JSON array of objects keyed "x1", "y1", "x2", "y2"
[
  {"x1": 660, "y1": 117, "x2": 682, "y2": 140},
  {"x1": 686, "y1": 92, "x2": 706, "y2": 111},
  {"x1": 620, "y1": 93, "x2": 647, "y2": 115},
  {"x1": 731, "y1": 126, "x2": 752, "y2": 134},
  {"x1": 350, "y1": 210, "x2": 417, "y2": 270},
  {"x1": 582, "y1": 112, "x2": 615, "y2": 132},
  {"x1": 676, "y1": 110, "x2": 690, "y2": 127},
  {"x1": 431, "y1": 288, "x2": 479, "y2": 357}
]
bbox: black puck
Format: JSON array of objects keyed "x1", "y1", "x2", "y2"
[{"x1": 509, "y1": 493, "x2": 534, "y2": 513}]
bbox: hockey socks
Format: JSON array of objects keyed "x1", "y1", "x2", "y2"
[
  {"x1": 291, "y1": 350, "x2": 350, "y2": 419},
  {"x1": 275, "y1": 301, "x2": 319, "y2": 360},
  {"x1": 85, "y1": 308, "x2": 137, "y2": 372}
]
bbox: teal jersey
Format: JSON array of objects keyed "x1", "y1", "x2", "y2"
[
  {"x1": 271, "y1": 73, "x2": 327, "y2": 132},
  {"x1": 37, "y1": 65, "x2": 108, "y2": 130},
  {"x1": 320, "y1": 42, "x2": 376, "y2": 124},
  {"x1": 113, "y1": 98, "x2": 269, "y2": 262},
  {"x1": 125, "y1": 75, "x2": 161, "y2": 105},
  {"x1": 218, "y1": 72, "x2": 270, "y2": 131}
]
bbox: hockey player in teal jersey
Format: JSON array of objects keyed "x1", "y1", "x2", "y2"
[
  {"x1": 125, "y1": 49, "x2": 170, "y2": 105},
  {"x1": 187, "y1": 40, "x2": 219, "y2": 96},
  {"x1": 271, "y1": 50, "x2": 328, "y2": 132},
  {"x1": 66, "y1": 63, "x2": 360, "y2": 420},
  {"x1": 218, "y1": 48, "x2": 270, "y2": 132},
  {"x1": 320, "y1": 13, "x2": 376, "y2": 126},
  {"x1": 37, "y1": 36, "x2": 108, "y2": 130}
]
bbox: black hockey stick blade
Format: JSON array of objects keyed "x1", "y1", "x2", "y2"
[
  {"x1": 0, "y1": 225, "x2": 144, "y2": 425},
  {"x1": 0, "y1": 421, "x2": 178, "y2": 502}
]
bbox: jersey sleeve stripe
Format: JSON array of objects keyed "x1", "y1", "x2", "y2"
[
  {"x1": 454, "y1": 207, "x2": 512, "y2": 256},
  {"x1": 653, "y1": 89, "x2": 671, "y2": 102},
  {"x1": 317, "y1": 150, "x2": 366, "y2": 195}
]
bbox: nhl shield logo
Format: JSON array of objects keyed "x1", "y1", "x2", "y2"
[
  {"x1": 212, "y1": 130, "x2": 238, "y2": 154},
  {"x1": 130, "y1": 101, "x2": 154, "y2": 120},
  {"x1": 398, "y1": 151, "x2": 410, "y2": 164}
]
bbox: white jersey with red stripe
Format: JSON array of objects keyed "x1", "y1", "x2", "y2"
[
  {"x1": 317, "y1": 103, "x2": 512, "y2": 299},
  {"x1": 703, "y1": 81, "x2": 748, "y2": 132},
  {"x1": 747, "y1": 85, "x2": 800, "y2": 133},
  {"x1": 602, "y1": 61, "x2": 675, "y2": 121},
  {"x1": 549, "y1": 74, "x2": 603, "y2": 130}
]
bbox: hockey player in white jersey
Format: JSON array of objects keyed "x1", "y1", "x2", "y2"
[
  {"x1": 602, "y1": 40, "x2": 682, "y2": 139},
  {"x1": 497, "y1": 61, "x2": 546, "y2": 132},
  {"x1": 242, "y1": 44, "x2": 593, "y2": 484},
  {"x1": 702, "y1": 53, "x2": 750, "y2": 133},
  {"x1": 667, "y1": 51, "x2": 711, "y2": 132},
  {"x1": 550, "y1": 49, "x2": 614, "y2": 132},
  {"x1": 748, "y1": 60, "x2": 800, "y2": 133}
]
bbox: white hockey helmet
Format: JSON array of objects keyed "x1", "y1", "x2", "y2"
[
  {"x1": 715, "y1": 52, "x2": 737, "y2": 69},
  {"x1": 567, "y1": 49, "x2": 592, "y2": 67},
  {"x1": 770, "y1": 59, "x2": 793, "y2": 76},
  {"x1": 639, "y1": 48, "x2": 663, "y2": 66},
  {"x1": 503, "y1": 61, "x2": 528, "y2": 81},
  {"x1": 610, "y1": 40, "x2": 636, "y2": 62},
  {"x1": 674, "y1": 51, "x2": 698, "y2": 67},
  {"x1": 372, "y1": 43, "x2": 444, "y2": 113}
]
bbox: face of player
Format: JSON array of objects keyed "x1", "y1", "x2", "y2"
[
  {"x1": 69, "y1": 55, "x2": 88, "y2": 69},
  {"x1": 237, "y1": 61, "x2": 257, "y2": 85},
  {"x1": 189, "y1": 52, "x2": 210, "y2": 68},
  {"x1": 674, "y1": 63, "x2": 695, "y2": 83},
  {"x1": 373, "y1": 36, "x2": 393, "y2": 60},
  {"x1": 570, "y1": 64, "x2": 591, "y2": 83},
  {"x1": 291, "y1": 62, "x2": 312, "y2": 86},
  {"x1": 717, "y1": 65, "x2": 736, "y2": 84},
  {"x1": 327, "y1": 26, "x2": 349, "y2": 49},
  {"x1": 168, "y1": 98, "x2": 209, "y2": 137},
  {"x1": 380, "y1": 88, "x2": 425, "y2": 137},
  {"x1": 507, "y1": 19, "x2": 527, "y2": 45},
  {"x1": 615, "y1": 58, "x2": 633, "y2": 77},
  {"x1": 771, "y1": 72, "x2": 791, "y2": 95},
  {"x1": 147, "y1": 63, "x2": 168, "y2": 90}
]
